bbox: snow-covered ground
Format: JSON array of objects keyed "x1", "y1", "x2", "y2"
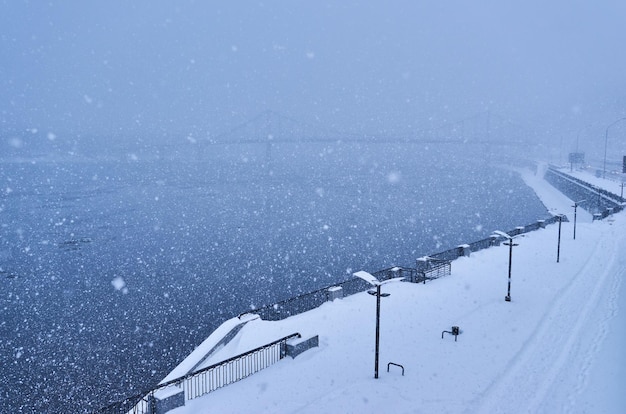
[{"x1": 168, "y1": 167, "x2": 625, "y2": 413}]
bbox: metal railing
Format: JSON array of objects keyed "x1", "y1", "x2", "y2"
[
  {"x1": 545, "y1": 167, "x2": 625, "y2": 217},
  {"x1": 415, "y1": 259, "x2": 451, "y2": 283},
  {"x1": 181, "y1": 332, "x2": 300, "y2": 399},
  {"x1": 95, "y1": 333, "x2": 301, "y2": 413},
  {"x1": 466, "y1": 236, "x2": 495, "y2": 252},
  {"x1": 96, "y1": 394, "x2": 146, "y2": 414},
  {"x1": 240, "y1": 278, "x2": 372, "y2": 322},
  {"x1": 239, "y1": 267, "x2": 420, "y2": 323}
]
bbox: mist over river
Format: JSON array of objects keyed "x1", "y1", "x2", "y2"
[{"x1": 0, "y1": 142, "x2": 549, "y2": 412}]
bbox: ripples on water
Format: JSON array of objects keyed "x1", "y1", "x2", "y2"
[{"x1": 0, "y1": 143, "x2": 548, "y2": 412}]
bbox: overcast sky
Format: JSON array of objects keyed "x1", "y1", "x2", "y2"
[{"x1": 2, "y1": 1, "x2": 626, "y2": 150}]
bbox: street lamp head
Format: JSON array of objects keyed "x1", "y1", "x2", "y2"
[
  {"x1": 353, "y1": 270, "x2": 405, "y2": 286},
  {"x1": 353, "y1": 270, "x2": 380, "y2": 286},
  {"x1": 368, "y1": 290, "x2": 391, "y2": 297},
  {"x1": 492, "y1": 230, "x2": 524, "y2": 241},
  {"x1": 492, "y1": 230, "x2": 512, "y2": 239}
]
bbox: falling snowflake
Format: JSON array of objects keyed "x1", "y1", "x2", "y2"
[{"x1": 111, "y1": 276, "x2": 128, "y2": 294}]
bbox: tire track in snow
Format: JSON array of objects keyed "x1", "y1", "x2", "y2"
[
  {"x1": 562, "y1": 242, "x2": 623, "y2": 412},
  {"x1": 526, "y1": 244, "x2": 621, "y2": 413},
  {"x1": 468, "y1": 229, "x2": 617, "y2": 414}
]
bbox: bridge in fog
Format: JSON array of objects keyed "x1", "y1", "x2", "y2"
[
  {"x1": 143, "y1": 110, "x2": 536, "y2": 163},
  {"x1": 204, "y1": 110, "x2": 533, "y2": 147}
]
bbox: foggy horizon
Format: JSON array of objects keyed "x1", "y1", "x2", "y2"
[{"x1": 2, "y1": 1, "x2": 626, "y2": 159}]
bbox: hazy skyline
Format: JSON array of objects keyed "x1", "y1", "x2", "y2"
[{"x1": 2, "y1": 1, "x2": 626, "y2": 155}]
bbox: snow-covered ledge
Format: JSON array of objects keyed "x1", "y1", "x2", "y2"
[
  {"x1": 286, "y1": 335, "x2": 319, "y2": 358},
  {"x1": 160, "y1": 313, "x2": 260, "y2": 384}
]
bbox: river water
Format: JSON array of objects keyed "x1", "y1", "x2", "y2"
[{"x1": 0, "y1": 143, "x2": 549, "y2": 412}]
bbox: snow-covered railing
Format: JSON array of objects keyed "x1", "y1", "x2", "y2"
[
  {"x1": 240, "y1": 267, "x2": 417, "y2": 322},
  {"x1": 94, "y1": 333, "x2": 301, "y2": 414},
  {"x1": 545, "y1": 167, "x2": 625, "y2": 218},
  {"x1": 180, "y1": 332, "x2": 301, "y2": 400},
  {"x1": 238, "y1": 216, "x2": 567, "y2": 323},
  {"x1": 240, "y1": 278, "x2": 373, "y2": 322},
  {"x1": 422, "y1": 215, "x2": 564, "y2": 269},
  {"x1": 414, "y1": 258, "x2": 451, "y2": 283}
]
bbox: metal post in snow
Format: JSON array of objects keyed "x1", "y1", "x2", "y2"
[
  {"x1": 572, "y1": 200, "x2": 585, "y2": 240},
  {"x1": 504, "y1": 239, "x2": 515, "y2": 301},
  {"x1": 573, "y1": 205, "x2": 577, "y2": 240},
  {"x1": 353, "y1": 271, "x2": 403, "y2": 380},
  {"x1": 557, "y1": 214, "x2": 563, "y2": 263},
  {"x1": 493, "y1": 230, "x2": 518, "y2": 303},
  {"x1": 374, "y1": 284, "x2": 381, "y2": 379}
]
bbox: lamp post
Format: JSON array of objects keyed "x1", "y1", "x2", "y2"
[
  {"x1": 603, "y1": 117, "x2": 626, "y2": 179},
  {"x1": 572, "y1": 200, "x2": 585, "y2": 240},
  {"x1": 556, "y1": 214, "x2": 564, "y2": 263},
  {"x1": 492, "y1": 231, "x2": 520, "y2": 302},
  {"x1": 353, "y1": 270, "x2": 404, "y2": 379}
]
